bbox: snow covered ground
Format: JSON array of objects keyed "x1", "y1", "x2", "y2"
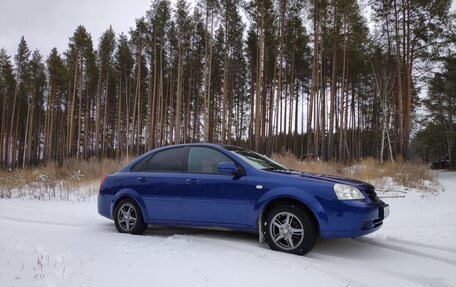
[{"x1": 1, "y1": 172, "x2": 455, "y2": 287}]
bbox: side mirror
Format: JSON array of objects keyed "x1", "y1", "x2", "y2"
[{"x1": 217, "y1": 162, "x2": 238, "y2": 174}]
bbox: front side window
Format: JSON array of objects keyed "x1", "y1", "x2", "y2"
[
  {"x1": 132, "y1": 147, "x2": 186, "y2": 172},
  {"x1": 187, "y1": 147, "x2": 234, "y2": 174}
]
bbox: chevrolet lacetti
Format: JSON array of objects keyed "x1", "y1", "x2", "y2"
[{"x1": 98, "y1": 144, "x2": 389, "y2": 255}]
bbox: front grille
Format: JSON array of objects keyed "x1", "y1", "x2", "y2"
[
  {"x1": 373, "y1": 218, "x2": 383, "y2": 228},
  {"x1": 361, "y1": 218, "x2": 383, "y2": 230},
  {"x1": 363, "y1": 188, "x2": 379, "y2": 201}
]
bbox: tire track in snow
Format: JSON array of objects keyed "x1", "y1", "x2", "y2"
[
  {"x1": 386, "y1": 237, "x2": 456, "y2": 254},
  {"x1": 221, "y1": 235, "x2": 435, "y2": 287},
  {"x1": 185, "y1": 234, "x2": 372, "y2": 287},
  {"x1": 0, "y1": 204, "x2": 107, "y2": 230},
  {"x1": 0, "y1": 215, "x2": 90, "y2": 229},
  {"x1": 0, "y1": 204, "x2": 97, "y2": 220},
  {"x1": 353, "y1": 237, "x2": 456, "y2": 265},
  {"x1": 309, "y1": 251, "x2": 453, "y2": 287}
]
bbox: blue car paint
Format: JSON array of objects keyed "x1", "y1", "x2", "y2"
[{"x1": 98, "y1": 143, "x2": 388, "y2": 238}]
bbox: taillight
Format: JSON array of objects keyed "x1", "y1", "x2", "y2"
[{"x1": 99, "y1": 175, "x2": 106, "y2": 189}]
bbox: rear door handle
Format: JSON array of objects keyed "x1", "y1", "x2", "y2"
[
  {"x1": 185, "y1": 178, "x2": 200, "y2": 185},
  {"x1": 137, "y1": 177, "x2": 148, "y2": 183}
]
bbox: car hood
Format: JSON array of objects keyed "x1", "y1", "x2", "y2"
[{"x1": 267, "y1": 170, "x2": 374, "y2": 189}]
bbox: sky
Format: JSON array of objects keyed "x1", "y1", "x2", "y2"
[
  {"x1": 0, "y1": 0, "x2": 151, "y2": 57},
  {"x1": 1, "y1": 0, "x2": 455, "y2": 59}
]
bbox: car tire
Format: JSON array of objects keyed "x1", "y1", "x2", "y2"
[
  {"x1": 264, "y1": 205, "x2": 317, "y2": 255},
  {"x1": 138, "y1": 221, "x2": 149, "y2": 234},
  {"x1": 114, "y1": 198, "x2": 147, "y2": 235}
]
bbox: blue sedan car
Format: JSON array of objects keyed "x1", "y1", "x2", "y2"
[{"x1": 98, "y1": 144, "x2": 389, "y2": 255}]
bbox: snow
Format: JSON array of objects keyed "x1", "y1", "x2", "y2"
[{"x1": 1, "y1": 172, "x2": 455, "y2": 287}]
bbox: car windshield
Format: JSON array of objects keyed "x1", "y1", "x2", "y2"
[{"x1": 225, "y1": 146, "x2": 288, "y2": 171}]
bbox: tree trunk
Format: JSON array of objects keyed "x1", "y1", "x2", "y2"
[
  {"x1": 393, "y1": 0, "x2": 404, "y2": 158},
  {"x1": 254, "y1": 6, "x2": 265, "y2": 152},
  {"x1": 175, "y1": 46, "x2": 183, "y2": 144},
  {"x1": 308, "y1": 3, "x2": 319, "y2": 158},
  {"x1": 95, "y1": 62, "x2": 103, "y2": 158},
  {"x1": 339, "y1": 17, "x2": 348, "y2": 161},
  {"x1": 76, "y1": 53, "x2": 83, "y2": 159},
  {"x1": 102, "y1": 68, "x2": 110, "y2": 157},
  {"x1": 328, "y1": 11, "x2": 339, "y2": 161}
]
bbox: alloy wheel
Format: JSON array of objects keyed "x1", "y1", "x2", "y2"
[
  {"x1": 269, "y1": 211, "x2": 305, "y2": 250},
  {"x1": 117, "y1": 203, "x2": 137, "y2": 232}
]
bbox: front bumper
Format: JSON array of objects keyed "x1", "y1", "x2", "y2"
[{"x1": 319, "y1": 199, "x2": 389, "y2": 238}]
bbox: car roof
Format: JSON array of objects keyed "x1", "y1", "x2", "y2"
[{"x1": 156, "y1": 143, "x2": 241, "y2": 150}]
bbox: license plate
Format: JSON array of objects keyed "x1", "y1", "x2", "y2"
[{"x1": 383, "y1": 205, "x2": 390, "y2": 218}]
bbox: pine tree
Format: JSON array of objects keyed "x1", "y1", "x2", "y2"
[
  {"x1": 45, "y1": 48, "x2": 67, "y2": 164},
  {"x1": 198, "y1": 0, "x2": 219, "y2": 142},
  {"x1": 423, "y1": 56, "x2": 456, "y2": 169},
  {"x1": 8, "y1": 37, "x2": 31, "y2": 168},
  {"x1": 189, "y1": 8, "x2": 206, "y2": 142},
  {"x1": 65, "y1": 26, "x2": 96, "y2": 160},
  {"x1": 371, "y1": 0, "x2": 452, "y2": 159},
  {"x1": 130, "y1": 17, "x2": 149, "y2": 154},
  {"x1": 174, "y1": 0, "x2": 191, "y2": 144},
  {"x1": 114, "y1": 33, "x2": 134, "y2": 158},
  {"x1": 0, "y1": 49, "x2": 16, "y2": 168},
  {"x1": 95, "y1": 27, "x2": 116, "y2": 159},
  {"x1": 22, "y1": 50, "x2": 46, "y2": 167},
  {"x1": 147, "y1": 0, "x2": 172, "y2": 147}
]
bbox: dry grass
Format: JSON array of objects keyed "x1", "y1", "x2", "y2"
[
  {"x1": 1, "y1": 157, "x2": 126, "y2": 185},
  {"x1": 272, "y1": 153, "x2": 346, "y2": 176},
  {"x1": 0, "y1": 157, "x2": 127, "y2": 200},
  {"x1": 0, "y1": 153, "x2": 439, "y2": 200},
  {"x1": 272, "y1": 152, "x2": 437, "y2": 190}
]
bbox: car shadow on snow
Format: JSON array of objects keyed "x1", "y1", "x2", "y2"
[
  {"x1": 143, "y1": 225, "x2": 258, "y2": 240},
  {"x1": 100, "y1": 221, "x2": 380, "y2": 257},
  {"x1": 135, "y1": 225, "x2": 379, "y2": 257},
  {"x1": 311, "y1": 238, "x2": 379, "y2": 259}
]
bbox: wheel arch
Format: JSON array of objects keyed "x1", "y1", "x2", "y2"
[{"x1": 111, "y1": 189, "x2": 147, "y2": 220}]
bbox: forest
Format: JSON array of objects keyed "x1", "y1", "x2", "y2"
[{"x1": 0, "y1": 0, "x2": 455, "y2": 170}]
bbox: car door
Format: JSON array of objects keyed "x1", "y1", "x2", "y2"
[
  {"x1": 131, "y1": 147, "x2": 186, "y2": 222},
  {"x1": 181, "y1": 146, "x2": 248, "y2": 226}
]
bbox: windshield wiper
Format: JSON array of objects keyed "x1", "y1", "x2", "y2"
[{"x1": 261, "y1": 167, "x2": 288, "y2": 171}]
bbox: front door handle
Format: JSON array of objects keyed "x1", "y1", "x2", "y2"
[
  {"x1": 185, "y1": 178, "x2": 200, "y2": 185},
  {"x1": 137, "y1": 177, "x2": 147, "y2": 183}
]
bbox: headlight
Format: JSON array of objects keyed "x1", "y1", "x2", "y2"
[{"x1": 333, "y1": 183, "x2": 365, "y2": 200}]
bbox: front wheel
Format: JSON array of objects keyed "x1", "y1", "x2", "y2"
[
  {"x1": 264, "y1": 205, "x2": 317, "y2": 255},
  {"x1": 114, "y1": 198, "x2": 147, "y2": 235}
]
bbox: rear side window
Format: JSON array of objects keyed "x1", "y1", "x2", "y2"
[{"x1": 131, "y1": 147, "x2": 186, "y2": 172}]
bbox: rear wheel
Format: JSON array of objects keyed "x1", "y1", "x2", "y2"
[
  {"x1": 114, "y1": 198, "x2": 147, "y2": 235},
  {"x1": 264, "y1": 205, "x2": 317, "y2": 255}
]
